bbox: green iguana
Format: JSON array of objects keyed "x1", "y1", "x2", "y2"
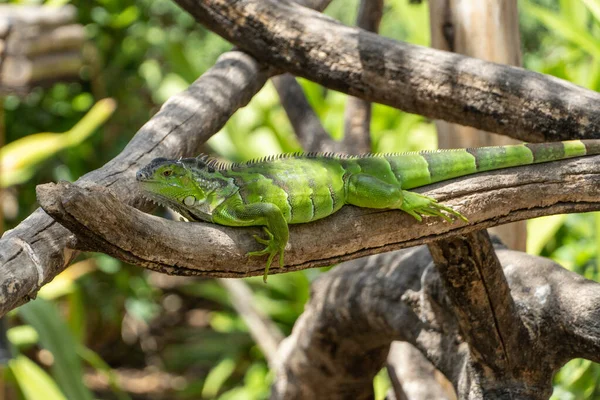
[{"x1": 137, "y1": 140, "x2": 600, "y2": 281}]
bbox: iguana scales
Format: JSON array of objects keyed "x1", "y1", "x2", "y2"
[{"x1": 137, "y1": 140, "x2": 600, "y2": 281}]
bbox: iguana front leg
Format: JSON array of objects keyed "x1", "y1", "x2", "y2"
[
  {"x1": 213, "y1": 201, "x2": 288, "y2": 282},
  {"x1": 346, "y1": 173, "x2": 467, "y2": 222}
]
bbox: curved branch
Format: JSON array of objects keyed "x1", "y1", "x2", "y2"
[
  {"x1": 35, "y1": 156, "x2": 600, "y2": 278},
  {"x1": 0, "y1": 51, "x2": 272, "y2": 316},
  {"x1": 270, "y1": 244, "x2": 600, "y2": 399},
  {"x1": 174, "y1": 0, "x2": 600, "y2": 143},
  {"x1": 272, "y1": 74, "x2": 339, "y2": 153},
  {"x1": 0, "y1": 0, "x2": 334, "y2": 317}
]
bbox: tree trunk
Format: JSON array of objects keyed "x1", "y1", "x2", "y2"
[{"x1": 429, "y1": 0, "x2": 527, "y2": 250}]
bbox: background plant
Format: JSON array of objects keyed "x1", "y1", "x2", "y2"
[{"x1": 1, "y1": 0, "x2": 599, "y2": 398}]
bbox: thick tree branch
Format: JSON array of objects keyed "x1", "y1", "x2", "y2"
[
  {"x1": 429, "y1": 231, "x2": 529, "y2": 377},
  {"x1": 35, "y1": 155, "x2": 600, "y2": 278},
  {"x1": 0, "y1": 0, "x2": 333, "y2": 317},
  {"x1": 173, "y1": 0, "x2": 600, "y2": 143},
  {"x1": 0, "y1": 51, "x2": 272, "y2": 316},
  {"x1": 271, "y1": 244, "x2": 600, "y2": 399}
]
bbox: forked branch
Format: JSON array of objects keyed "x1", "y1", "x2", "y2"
[{"x1": 270, "y1": 244, "x2": 600, "y2": 399}]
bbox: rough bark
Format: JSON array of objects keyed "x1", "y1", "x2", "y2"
[
  {"x1": 270, "y1": 0, "x2": 338, "y2": 153},
  {"x1": 271, "y1": 243, "x2": 600, "y2": 399},
  {"x1": 429, "y1": 0, "x2": 527, "y2": 250},
  {"x1": 34, "y1": 154, "x2": 600, "y2": 280},
  {"x1": 0, "y1": 51, "x2": 272, "y2": 316},
  {"x1": 173, "y1": 0, "x2": 600, "y2": 143},
  {"x1": 0, "y1": 0, "x2": 335, "y2": 317},
  {"x1": 429, "y1": 232, "x2": 530, "y2": 382}
]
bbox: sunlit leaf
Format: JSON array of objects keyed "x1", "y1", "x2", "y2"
[
  {"x1": 7, "y1": 325, "x2": 38, "y2": 349},
  {"x1": 38, "y1": 259, "x2": 95, "y2": 300},
  {"x1": 0, "y1": 98, "x2": 116, "y2": 187},
  {"x1": 202, "y1": 357, "x2": 237, "y2": 399},
  {"x1": 9, "y1": 355, "x2": 67, "y2": 400},
  {"x1": 522, "y1": 1, "x2": 600, "y2": 58},
  {"x1": 527, "y1": 215, "x2": 568, "y2": 255},
  {"x1": 18, "y1": 298, "x2": 94, "y2": 400},
  {"x1": 582, "y1": 0, "x2": 600, "y2": 23}
]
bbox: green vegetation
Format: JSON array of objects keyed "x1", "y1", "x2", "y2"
[{"x1": 1, "y1": 0, "x2": 599, "y2": 398}]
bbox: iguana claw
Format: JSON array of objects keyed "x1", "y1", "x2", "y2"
[
  {"x1": 248, "y1": 227, "x2": 285, "y2": 283},
  {"x1": 401, "y1": 191, "x2": 468, "y2": 223}
]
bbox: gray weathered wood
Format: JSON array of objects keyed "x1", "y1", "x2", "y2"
[
  {"x1": 429, "y1": 0, "x2": 527, "y2": 251},
  {"x1": 174, "y1": 0, "x2": 600, "y2": 143},
  {"x1": 0, "y1": 5, "x2": 84, "y2": 93},
  {"x1": 0, "y1": 51, "x2": 272, "y2": 316},
  {"x1": 271, "y1": 244, "x2": 600, "y2": 399},
  {"x1": 341, "y1": 0, "x2": 382, "y2": 154},
  {"x1": 35, "y1": 155, "x2": 600, "y2": 278},
  {"x1": 272, "y1": 74, "x2": 339, "y2": 153}
]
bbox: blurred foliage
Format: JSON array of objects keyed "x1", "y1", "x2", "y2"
[
  {"x1": 1, "y1": 98, "x2": 115, "y2": 187},
  {"x1": 522, "y1": 0, "x2": 600, "y2": 398},
  {"x1": 0, "y1": 0, "x2": 599, "y2": 398}
]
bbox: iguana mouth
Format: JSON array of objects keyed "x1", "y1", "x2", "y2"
[{"x1": 140, "y1": 192, "x2": 205, "y2": 222}]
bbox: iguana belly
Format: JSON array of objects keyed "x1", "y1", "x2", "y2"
[{"x1": 228, "y1": 158, "x2": 347, "y2": 224}]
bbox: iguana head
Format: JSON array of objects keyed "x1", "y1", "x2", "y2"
[{"x1": 136, "y1": 156, "x2": 233, "y2": 221}]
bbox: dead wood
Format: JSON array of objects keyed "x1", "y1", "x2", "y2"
[
  {"x1": 174, "y1": 0, "x2": 600, "y2": 143},
  {"x1": 271, "y1": 243, "x2": 600, "y2": 399},
  {"x1": 35, "y1": 155, "x2": 600, "y2": 278}
]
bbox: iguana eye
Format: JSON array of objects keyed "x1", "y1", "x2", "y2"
[{"x1": 162, "y1": 169, "x2": 173, "y2": 177}]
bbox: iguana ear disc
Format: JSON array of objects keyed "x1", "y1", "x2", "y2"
[{"x1": 184, "y1": 196, "x2": 196, "y2": 206}]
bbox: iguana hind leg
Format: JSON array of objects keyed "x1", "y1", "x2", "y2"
[
  {"x1": 346, "y1": 173, "x2": 467, "y2": 222},
  {"x1": 401, "y1": 191, "x2": 467, "y2": 222}
]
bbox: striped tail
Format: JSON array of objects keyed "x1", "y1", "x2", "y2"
[{"x1": 396, "y1": 140, "x2": 600, "y2": 190}]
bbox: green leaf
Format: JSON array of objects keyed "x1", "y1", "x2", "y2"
[
  {"x1": 0, "y1": 98, "x2": 116, "y2": 187},
  {"x1": 527, "y1": 215, "x2": 568, "y2": 255},
  {"x1": 7, "y1": 325, "x2": 38, "y2": 349},
  {"x1": 18, "y1": 298, "x2": 94, "y2": 400},
  {"x1": 202, "y1": 357, "x2": 237, "y2": 399},
  {"x1": 581, "y1": 0, "x2": 600, "y2": 23},
  {"x1": 9, "y1": 355, "x2": 67, "y2": 400},
  {"x1": 374, "y1": 368, "x2": 391, "y2": 400},
  {"x1": 522, "y1": 1, "x2": 600, "y2": 59}
]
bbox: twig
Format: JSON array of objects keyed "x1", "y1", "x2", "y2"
[
  {"x1": 386, "y1": 342, "x2": 454, "y2": 400},
  {"x1": 341, "y1": 0, "x2": 383, "y2": 153},
  {"x1": 218, "y1": 278, "x2": 284, "y2": 367},
  {"x1": 272, "y1": 74, "x2": 339, "y2": 153}
]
